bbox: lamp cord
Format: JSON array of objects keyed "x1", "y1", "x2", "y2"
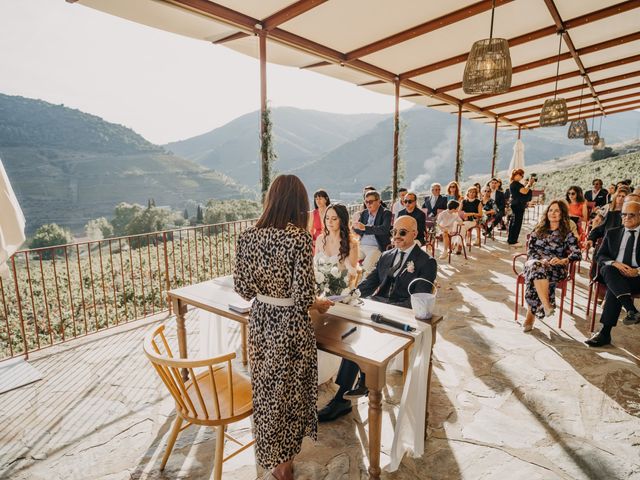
[
  {"x1": 577, "y1": 78, "x2": 585, "y2": 117},
  {"x1": 489, "y1": 0, "x2": 496, "y2": 41},
  {"x1": 553, "y1": 32, "x2": 562, "y2": 100}
]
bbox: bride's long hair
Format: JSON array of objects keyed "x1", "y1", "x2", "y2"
[{"x1": 322, "y1": 203, "x2": 353, "y2": 263}]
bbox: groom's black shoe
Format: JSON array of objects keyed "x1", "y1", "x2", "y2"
[
  {"x1": 585, "y1": 330, "x2": 612, "y2": 347},
  {"x1": 344, "y1": 384, "x2": 369, "y2": 399},
  {"x1": 623, "y1": 310, "x2": 640, "y2": 325},
  {"x1": 318, "y1": 398, "x2": 352, "y2": 423}
]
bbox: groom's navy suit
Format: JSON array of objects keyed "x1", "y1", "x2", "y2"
[{"x1": 334, "y1": 244, "x2": 437, "y2": 394}]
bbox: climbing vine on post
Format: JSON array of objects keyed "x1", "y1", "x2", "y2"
[{"x1": 260, "y1": 103, "x2": 277, "y2": 201}]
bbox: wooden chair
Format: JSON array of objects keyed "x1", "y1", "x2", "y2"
[
  {"x1": 512, "y1": 254, "x2": 577, "y2": 328},
  {"x1": 143, "y1": 324, "x2": 254, "y2": 480}
]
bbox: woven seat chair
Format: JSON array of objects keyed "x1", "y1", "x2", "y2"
[{"x1": 143, "y1": 324, "x2": 254, "y2": 480}]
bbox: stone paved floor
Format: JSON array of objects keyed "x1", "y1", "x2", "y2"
[{"x1": 1, "y1": 215, "x2": 640, "y2": 479}]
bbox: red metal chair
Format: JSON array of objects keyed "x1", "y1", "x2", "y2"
[{"x1": 512, "y1": 254, "x2": 577, "y2": 328}]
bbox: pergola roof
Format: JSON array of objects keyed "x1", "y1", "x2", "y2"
[{"x1": 75, "y1": 0, "x2": 640, "y2": 130}]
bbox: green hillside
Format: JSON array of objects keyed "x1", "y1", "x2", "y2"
[
  {"x1": 0, "y1": 94, "x2": 249, "y2": 234},
  {"x1": 537, "y1": 149, "x2": 640, "y2": 201}
]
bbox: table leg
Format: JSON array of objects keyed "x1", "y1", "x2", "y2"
[
  {"x1": 241, "y1": 323, "x2": 248, "y2": 366},
  {"x1": 173, "y1": 297, "x2": 189, "y2": 381},
  {"x1": 367, "y1": 388, "x2": 383, "y2": 480}
]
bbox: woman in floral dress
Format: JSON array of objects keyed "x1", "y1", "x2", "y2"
[
  {"x1": 233, "y1": 175, "x2": 332, "y2": 480},
  {"x1": 523, "y1": 200, "x2": 581, "y2": 332}
]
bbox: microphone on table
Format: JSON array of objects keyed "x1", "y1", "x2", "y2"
[{"x1": 371, "y1": 313, "x2": 415, "y2": 332}]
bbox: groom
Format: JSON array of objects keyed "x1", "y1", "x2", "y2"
[{"x1": 318, "y1": 215, "x2": 437, "y2": 422}]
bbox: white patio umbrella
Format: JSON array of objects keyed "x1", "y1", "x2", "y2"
[
  {"x1": 508, "y1": 139, "x2": 525, "y2": 173},
  {"x1": 0, "y1": 156, "x2": 26, "y2": 277}
]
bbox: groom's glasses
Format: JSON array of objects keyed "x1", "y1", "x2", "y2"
[{"x1": 391, "y1": 228, "x2": 409, "y2": 237}]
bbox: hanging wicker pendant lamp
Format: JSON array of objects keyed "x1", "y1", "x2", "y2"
[
  {"x1": 593, "y1": 116, "x2": 605, "y2": 150},
  {"x1": 567, "y1": 78, "x2": 587, "y2": 138},
  {"x1": 584, "y1": 109, "x2": 599, "y2": 145},
  {"x1": 540, "y1": 33, "x2": 568, "y2": 127},
  {"x1": 462, "y1": 0, "x2": 511, "y2": 94}
]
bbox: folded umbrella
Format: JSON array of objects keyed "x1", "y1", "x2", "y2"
[{"x1": 0, "y1": 156, "x2": 26, "y2": 277}]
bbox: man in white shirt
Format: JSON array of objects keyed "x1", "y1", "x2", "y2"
[
  {"x1": 586, "y1": 200, "x2": 640, "y2": 347},
  {"x1": 391, "y1": 187, "x2": 408, "y2": 217}
]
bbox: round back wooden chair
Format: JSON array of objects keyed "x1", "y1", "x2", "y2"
[{"x1": 143, "y1": 324, "x2": 254, "y2": 480}]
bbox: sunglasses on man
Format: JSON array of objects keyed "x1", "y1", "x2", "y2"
[
  {"x1": 364, "y1": 199, "x2": 379, "y2": 205},
  {"x1": 403, "y1": 199, "x2": 415, "y2": 204},
  {"x1": 391, "y1": 228, "x2": 412, "y2": 237}
]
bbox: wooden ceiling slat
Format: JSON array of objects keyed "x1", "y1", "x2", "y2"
[
  {"x1": 344, "y1": 0, "x2": 513, "y2": 61},
  {"x1": 510, "y1": 93, "x2": 640, "y2": 122},
  {"x1": 213, "y1": 31, "x2": 249, "y2": 44},
  {"x1": 436, "y1": 31, "x2": 640, "y2": 93},
  {"x1": 522, "y1": 103, "x2": 640, "y2": 127}
]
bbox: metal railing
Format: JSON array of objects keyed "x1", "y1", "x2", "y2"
[{"x1": 0, "y1": 219, "x2": 256, "y2": 361}]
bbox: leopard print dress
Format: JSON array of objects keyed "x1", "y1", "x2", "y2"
[{"x1": 233, "y1": 224, "x2": 318, "y2": 469}]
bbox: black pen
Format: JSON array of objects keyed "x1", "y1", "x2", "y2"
[{"x1": 341, "y1": 326, "x2": 357, "y2": 340}]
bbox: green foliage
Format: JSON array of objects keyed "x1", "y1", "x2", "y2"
[
  {"x1": 591, "y1": 147, "x2": 618, "y2": 162},
  {"x1": 112, "y1": 203, "x2": 143, "y2": 237},
  {"x1": 85, "y1": 217, "x2": 114, "y2": 240},
  {"x1": 29, "y1": 224, "x2": 73, "y2": 259},
  {"x1": 204, "y1": 199, "x2": 262, "y2": 224},
  {"x1": 196, "y1": 205, "x2": 204, "y2": 224},
  {"x1": 537, "y1": 151, "x2": 640, "y2": 202},
  {"x1": 260, "y1": 103, "x2": 278, "y2": 199},
  {"x1": 126, "y1": 206, "x2": 171, "y2": 236}
]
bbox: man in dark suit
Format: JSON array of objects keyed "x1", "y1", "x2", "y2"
[
  {"x1": 422, "y1": 183, "x2": 448, "y2": 219},
  {"x1": 586, "y1": 200, "x2": 640, "y2": 347},
  {"x1": 318, "y1": 215, "x2": 437, "y2": 421},
  {"x1": 353, "y1": 190, "x2": 392, "y2": 274},
  {"x1": 585, "y1": 178, "x2": 608, "y2": 208},
  {"x1": 397, "y1": 191, "x2": 427, "y2": 245}
]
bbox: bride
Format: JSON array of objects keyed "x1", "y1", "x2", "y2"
[
  {"x1": 314, "y1": 203, "x2": 360, "y2": 291},
  {"x1": 314, "y1": 203, "x2": 360, "y2": 384}
]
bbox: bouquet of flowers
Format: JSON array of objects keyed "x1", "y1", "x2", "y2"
[{"x1": 314, "y1": 259, "x2": 361, "y2": 305}]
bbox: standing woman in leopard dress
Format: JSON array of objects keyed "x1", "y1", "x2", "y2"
[{"x1": 234, "y1": 174, "x2": 332, "y2": 480}]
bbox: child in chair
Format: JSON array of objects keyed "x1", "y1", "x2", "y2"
[{"x1": 437, "y1": 200, "x2": 463, "y2": 258}]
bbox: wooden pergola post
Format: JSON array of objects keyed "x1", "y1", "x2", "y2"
[
  {"x1": 259, "y1": 30, "x2": 268, "y2": 200},
  {"x1": 491, "y1": 117, "x2": 498, "y2": 178},
  {"x1": 392, "y1": 78, "x2": 400, "y2": 204},
  {"x1": 454, "y1": 104, "x2": 462, "y2": 183},
  {"x1": 518, "y1": 125, "x2": 522, "y2": 139}
]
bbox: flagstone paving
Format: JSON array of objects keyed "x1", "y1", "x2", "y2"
[{"x1": 1, "y1": 215, "x2": 640, "y2": 479}]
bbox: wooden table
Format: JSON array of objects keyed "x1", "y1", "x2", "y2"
[{"x1": 168, "y1": 279, "x2": 441, "y2": 479}]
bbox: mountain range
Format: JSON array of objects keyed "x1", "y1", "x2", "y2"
[
  {"x1": 167, "y1": 106, "x2": 640, "y2": 197},
  {"x1": 2, "y1": 92, "x2": 638, "y2": 235}
]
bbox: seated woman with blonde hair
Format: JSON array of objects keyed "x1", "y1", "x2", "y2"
[{"x1": 522, "y1": 200, "x2": 582, "y2": 332}]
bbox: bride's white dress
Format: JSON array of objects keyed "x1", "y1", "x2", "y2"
[{"x1": 313, "y1": 250, "x2": 357, "y2": 384}]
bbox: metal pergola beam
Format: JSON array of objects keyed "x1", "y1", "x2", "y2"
[
  {"x1": 521, "y1": 103, "x2": 640, "y2": 127},
  {"x1": 511, "y1": 95, "x2": 640, "y2": 122},
  {"x1": 263, "y1": 0, "x2": 328, "y2": 31}
]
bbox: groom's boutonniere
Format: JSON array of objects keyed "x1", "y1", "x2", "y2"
[{"x1": 406, "y1": 261, "x2": 415, "y2": 273}]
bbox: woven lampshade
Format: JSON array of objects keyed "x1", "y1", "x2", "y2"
[
  {"x1": 539, "y1": 98, "x2": 568, "y2": 127},
  {"x1": 567, "y1": 119, "x2": 587, "y2": 138},
  {"x1": 593, "y1": 137, "x2": 606, "y2": 150},
  {"x1": 584, "y1": 130, "x2": 599, "y2": 146},
  {"x1": 463, "y1": 38, "x2": 512, "y2": 94}
]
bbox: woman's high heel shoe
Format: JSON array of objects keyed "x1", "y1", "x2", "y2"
[{"x1": 523, "y1": 316, "x2": 535, "y2": 332}]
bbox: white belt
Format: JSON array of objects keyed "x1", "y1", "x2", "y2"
[{"x1": 256, "y1": 294, "x2": 295, "y2": 307}]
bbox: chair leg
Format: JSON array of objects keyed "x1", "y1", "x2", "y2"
[
  {"x1": 558, "y1": 285, "x2": 566, "y2": 329},
  {"x1": 515, "y1": 281, "x2": 519, "y2": 321},
  {"x1": 570, "y1": 276, "x2": 576, "y2": 314},
  {"x1": 161, "y1": 415, "x2": 184, "y2": 470},
  {"x1": 213, "y1": 425, "x2": 225, "y2": 480},
  {"x1": 586, "y1": 282, "x2": 593, "y2": 316}
]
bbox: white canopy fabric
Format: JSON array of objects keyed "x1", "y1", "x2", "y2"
[
  {"x1": 75, "y1": 0, "x2": 640, "y2": 131},
  {"x1": 0, "y1": 157, "x2": 26, "y2": 277},
  {"x1": 509, "y1": 139, "x2": 525, "y2": 173}
]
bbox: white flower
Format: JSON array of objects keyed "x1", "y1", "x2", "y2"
[
  {"x1": 340, "y1": 287, "x2": 351, "y2": 296},
  {"x1": 315, "y1": 271, "x2": 325, "y2": 284},
  {"x1": 406, "y1": 261, "x2": 415, "y2": 273},
  {"x1": 330, "y1": 266, "x2": 340, "y2": 277}
]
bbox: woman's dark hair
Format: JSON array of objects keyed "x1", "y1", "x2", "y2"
[
  {"x1": 447, "y1": 199, "x2": 460, "y2": 210},
  {"x1": 510, "y1": 168, "x2": 525, "y2": 182},
  {"x1": 255, "y1": 175, "x2": 309, "y2": 230},
  {"x1": 534, "y1": 200, "x2": 571, "y2": 238},
  {"x1": 565, "y1": 185, "x2": 585, "y2": 203},
  {"x1": 313, "y1": 189, "x2": 330, "y2": 209},
  {"x1": 446, "y1": 181, "x2": 461, "y2": 199},
  {"x1": 322, "y1": 203, "x2": 352, "y2": 263}
]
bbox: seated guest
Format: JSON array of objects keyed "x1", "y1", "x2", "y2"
[
  {"x1": 606, "y1": 183, "x2": 616, "y2": 204},
  {"x1": 522, "y1": 200, "x2": 582, "y2": 332},
  {"x1": 489, "y1": 177, "x2": 506, "y2": 226},
  {"x1": 566, "y1": 186, "x2": 588, "y2": 234},
  {"x1": 353, "y1": 190, "x2": 392, "y2": 275},
  {"x1": 586, "y1": 200, "x2": 640, "y2": 347},
  {"x1": 480, "y1": 186, "x2": 499, "y2": 235},
  {"x1": 585, "y1": 178, "x2": 608, "y2": 209},
  {"x1": 317, "y1": 215, "x2": 437, "y2": 422},
  {"x1": 309, "y1": 189, "x2": 330, "y2": 253},
  {"x1": 422, "y1": 182, "x2": 448, "y2": 220},
  {"x1": 460, "y1": 186, "x2": 483, "y2": 247},
  {"x1": 391, "y1": 187, "x2": 408, "y2": 217},
  {"x1": 396, "y1": 191, "x2": 426, "y2": 245},
  {"x1": 589, "y1": 187, "x2": 629, "y2": 247},
  {"x1": 445, "y1": 181, "x2": 462, "y2": 202},
  {"x1": 437, "y1": 200, "x2": 463, "y2": 258},
  {"x1": 362, "y1": 185, "x2": 388, "y2": 209}
]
